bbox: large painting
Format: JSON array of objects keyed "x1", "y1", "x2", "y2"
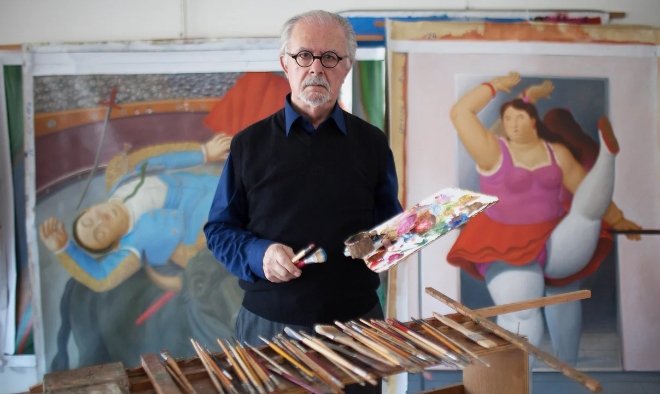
[
  {"x1": 387, "y1": 21, "x2": 660, "y2": 371},
  {"x1": 22, "y1": 41, "x2": 292, "y2": 373}
]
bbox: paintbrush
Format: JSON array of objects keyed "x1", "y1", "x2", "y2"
[
  {"x1": 333, "y1": 321, "x2": 419, "y2": 372},
  {"x1": 281, "y1": 331, "x2": 346, "y2": 385},
  {"x1": 259, "y1": 336, "x2": 316, "y2": 382},
  {"x1": 164, "y1": 363, "x2": 193, "y2": 394},
  {"x1": 298, "y1": 331, "x2": 379, "y2": 386},
  {"x1": 205, "y1": 347, "x2": 237, "y2": 387},
  {"x1": 285, "y1": 328, "x2": 365, "y2": 388},
  {"x1": 236, "y1": 342, "x2": 277, "y2": 394},
  {"x1": 248, "y1": 344, "x2": 295, "y2": 378},
  {"x1": 432, "y1": 312, "x2": 498, "y2": 349},
  {"x1": 217, "y1": 339, "x2": 257, "y2": 394},
  {"x1": 359, "y1": 320, "x2": 436, "y2": 363},
  {"x1": 317, "y1": 338, "x2": 395, "y2": 373},
  {"x1": 291, "y1": 243, "x2": 315, "y2": 263},
  {"x1": 266, "y1": 365, "x2": 326, "y2": 394},
  {"x1": 160, "y1": 349, "x2": 197, "y2": 394},
  {"x1": 276, "y1": 334, "x2": 346, "y2": 392},
  {"x1": 294, "y1": 248, "x2": 327, "y2": 268},
  {"x1": 227, "y1": 339, "x2": 265, "y2": 394},
  {"x1": 347, "y1": 321, "x2": 434, "y2": 366},
  {"x1": 315, "y1": 324, "x2": 395, "y2": 366},
  {"x1": 242, "y1": 346, "x2": 281, "y2": 393},
  {"x1": 410, "y1": 317, "x2": 489, "y2": 367},
  {"x1": 190, "y1": 339, "x2": 225, "y2": 394},
  {"x1": 232, "y1": 339, "x2": 270, "y2": 394},
  {"x1": 386, "y1": 318, "x2": 466, "y2": 368},
  {"x1": 201, "y1": 345, "x2": 240, "y2": 394}
]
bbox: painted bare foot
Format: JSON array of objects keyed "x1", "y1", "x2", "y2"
[{"x1": 598, "y1": 116, "x2": 619, "y2": 154}]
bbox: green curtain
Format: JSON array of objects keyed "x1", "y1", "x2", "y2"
[
  {"x1": 356, "y1": 60, "x2": 385, "y2": 130},
  {"x1": 4, "y1": 66, "x2": 23, "y2": 163},
  {"x1": 4, "y1": 65, "x2": 32, "y2": 354},
  {"x1": 354, "y1": 60, "x2": 390, "y2": 310}
]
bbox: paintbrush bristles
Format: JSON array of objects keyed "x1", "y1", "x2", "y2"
[{"x1": 302, "y1": 248, "x2": 327, "y2": 263}]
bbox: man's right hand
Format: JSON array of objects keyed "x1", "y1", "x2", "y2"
[
  {"x1": 39, "y1": 217, "x2": 69, "y2": 252},
  {"x1": 263, "y1": 243, "x2": 301, "y2": 283}
]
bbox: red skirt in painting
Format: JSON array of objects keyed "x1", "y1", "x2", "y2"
[{"x1": 446, "y1": 212, "x2": 613, "y2": 287}]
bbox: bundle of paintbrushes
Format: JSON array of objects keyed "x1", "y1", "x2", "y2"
[
  {"x1": 291, "y1": 243, "x2": 327, "y2": 268},
  {"x1": 182, "y1": 313, "x2": 502, "y2": 394}
]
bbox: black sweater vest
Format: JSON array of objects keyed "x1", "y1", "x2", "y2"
[{"x1": 230, "y1": 108, "x2": 391, "y2": 325}]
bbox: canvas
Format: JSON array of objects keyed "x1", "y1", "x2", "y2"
[{"x1": 386, "y1": 20, "x2": 660, "y2": 371}]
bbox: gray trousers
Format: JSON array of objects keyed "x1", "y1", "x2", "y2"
[{"x1": 235, "y1": 303, "x2": 384, "y2": 394}]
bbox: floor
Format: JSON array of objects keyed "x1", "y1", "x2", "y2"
[{"x1": 408, "y1": 371, "x2": 660, "y2": 394}]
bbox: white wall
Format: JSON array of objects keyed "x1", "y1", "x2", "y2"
[
  {"x1": 2, "y1": 0, "x2": 660, "y2": 392},
  {"x1": 1, "y1": 0, "x2": 660, "y2": 45}
]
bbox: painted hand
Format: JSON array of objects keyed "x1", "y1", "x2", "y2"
[
  {"x1": 491, "y1": 72, "x2": 521, "y2": 93},
  {"x1": 524, "y1": 81, "x2": 554, "y2": 104},
  {"x1": 204, "y1": 133, "x2": 232, "y2": 162},
  {"x1": 39, "y1": 217, "x2": 69, "y2": 252},
  {"x1": 613, "y1": 218, "x2": 643, "y2": 241},
  {"x1": 263, "y1": 243, "x2": 301, "y2": 283}
]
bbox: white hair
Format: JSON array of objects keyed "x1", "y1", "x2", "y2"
[{"x1": 280, "y1": 10, "x2": 356, "y2": 69}]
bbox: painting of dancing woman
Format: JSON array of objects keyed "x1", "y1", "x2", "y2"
[{"x1": 447, "y1": 71, "x2": 642, "y2": 367}]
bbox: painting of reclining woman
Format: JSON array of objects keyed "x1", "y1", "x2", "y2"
[{"x1": 32, "y1": 71, "x2": 291, "y2": 370}]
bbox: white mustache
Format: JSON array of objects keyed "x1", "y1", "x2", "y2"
[{"x1": 302, "y1": 76, "x2": 330, "y2": 91}]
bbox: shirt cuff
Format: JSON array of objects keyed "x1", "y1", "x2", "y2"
[{"x1": 247, "y1": 239, "x2": 273, "y2": 279}]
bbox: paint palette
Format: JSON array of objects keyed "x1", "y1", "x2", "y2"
[{"x1": 343, "y1": 188, "x2": 498, "y2": 273}]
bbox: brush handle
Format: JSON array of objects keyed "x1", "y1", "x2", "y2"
[
  {"x1": 267, "y1": 367, "x2": 325, "y2": 394},
  {"x1": 164, "y1": 356, "x2": 197, "y2": 394}
]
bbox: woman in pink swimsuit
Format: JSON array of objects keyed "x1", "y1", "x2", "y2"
[{"x1": 447, "y1": 72, "x2": 641, "y2": 366}]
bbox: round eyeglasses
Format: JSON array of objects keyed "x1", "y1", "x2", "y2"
[{"x1": 287, "y1": 50, "x2": 345, "y2": 69}]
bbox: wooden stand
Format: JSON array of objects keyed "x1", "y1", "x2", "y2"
[
  {"x1": 28, "y1": 316, "x2": 525, "y2": 394},
  {"x1": 27, "y1": 289, "x2": 598, "y2": 394}
]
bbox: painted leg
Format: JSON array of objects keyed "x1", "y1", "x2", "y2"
[
  {"x1": 545, "y1": 116, "x2": 617, "y2": 279},
  {"x1": 544, "y1": 281, "x2": 582, "y2": 366},
  {"x1": 485, "y1": 261, "x2": 545, "y2": 370}
]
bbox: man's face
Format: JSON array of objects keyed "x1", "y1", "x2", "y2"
[{"x1": 280, "y1": 20, "x2": 352, "y2": 110}]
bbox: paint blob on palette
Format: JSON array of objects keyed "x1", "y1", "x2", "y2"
[{"x1": 343, "y1": 188, "x2": 498, "y2": 273}]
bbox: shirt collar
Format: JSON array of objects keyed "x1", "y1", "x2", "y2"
[{"x1": 284, "y1": 94, "x2": 347, "y2": 136}]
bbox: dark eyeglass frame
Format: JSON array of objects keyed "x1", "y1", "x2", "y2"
[{"x1": 287, "y1": 50, "x2": 345, "y2": 69}]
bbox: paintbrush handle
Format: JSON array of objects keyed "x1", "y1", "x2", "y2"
[
  {"x1": 301, "y1": 336, "x2": 378, "y2": 386},
  {"x1": 386, "y1": 320, "x2": 461, "y2": 366},
  {"x1": 264, "y1": 340, "x2": 316, "y2": 379},
  {"x1": 267, "y1": 367, "x2": 325, "y2": 394},
  {"x1": 164, "y1": 364, "x2": 194, "y2": 394},
  {"x1": 335, "y1": 335, "x2": 395, "y2": 367},
  {"x1": 278, "y1": 339, "x2": 345, "y2": 392},
  {"x1": 291, "y1": 244, "x2": 315, "y2": 263},
  {"x1": 217, "y1": 340, "x2": 254, "y2": 392},
  {"x1": 229, "y1": 344, "x2": 264, "y2": 394},
  {"x1": 414, "y1": 318, "x2": 489, "y2": 367},
  {"x1": 164, "y1": 357, "x2": 197, "y2": 394},
  {"x1": 191, "y1": 341, "x2": 225, "y2": 394},
  {"x1": 335, "y1": 322, "x2": 414, "y2": 369},
  {"x1": 242, "y1": 347, "x2": 276, "y2": 394},
  {"x1": 432, "y1": 312, "x2": 479, "y2": 337}
]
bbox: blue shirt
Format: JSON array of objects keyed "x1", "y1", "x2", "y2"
[{"x1": 204, "y1": 97, "x2": 402, "y2": 282}]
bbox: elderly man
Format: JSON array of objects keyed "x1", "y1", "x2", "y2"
[{"x1": 204, "y1": 10, "x2": 402, "y2": 392}]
